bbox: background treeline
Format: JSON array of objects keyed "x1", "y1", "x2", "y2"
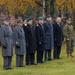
[{"x1": 0, "y1": 0, "x2": 75, "y2": 18}]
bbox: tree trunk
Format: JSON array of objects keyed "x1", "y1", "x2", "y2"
[
  {"x1": 45, "y1": 0, "x2": 50, "y2": 16},
  {"x1": 50, "y1": 0, "x2": 56, "y2": 17},
  {"x1": 42, "y1": 0, "x2": 45, "y2": 18},
  {"x1": 45, "y1": 0, "x2": 56, "y2": 17}
]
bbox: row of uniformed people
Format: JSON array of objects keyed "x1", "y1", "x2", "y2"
[
  {"x1": 21, "y1": 16, "x2": 63, "y2": 65},
  {"x1": 0, "y1": 15, "x2": 63, "y2": 70},
  {"x1": 22, "y1": 15, "x2": 54, "y2": 65}
]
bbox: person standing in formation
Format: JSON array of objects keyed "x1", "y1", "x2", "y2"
[
  {"x1": 36, "y1": 17, "x2": 45, "y2": 64},
  {"x1": 25, "y1": 17, "x2": 36, "y2": 65},
  {"x1": 44, "y1": 15, "x2": 54, "y2": 61},
  {"x1": 64, "y1": 18, "x2": 75, "y2": 57},
  {"x1": 14, "y1": 20, "x2": 26, "y2": 67},
  {"x1": 53, "y1": 17, "x2": 64, "y2": 60},
  {"x1": 1, "y1": 18, "x2": 13, "y2": 70}
]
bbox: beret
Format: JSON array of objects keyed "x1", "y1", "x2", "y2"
[
  {"x1": 27, "y1": 17, "x2": 32, "y2": 22},
  {"x1": 38, "y1": 17, "x2": 44, "y2": 20},
  {"x1": 4, "y1": 17, "x2": 10, "y2": 22},
  {"x1": 46, "y1": 15, "x2": 52, "y2": 18}
]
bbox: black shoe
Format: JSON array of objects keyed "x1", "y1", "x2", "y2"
[
  {"x1": 26, "y1": 63, "x2": 31, "y2": 66},
  {"x1": 19, "y1": 66, "x2": 24, "y2": 67},
  {"x1": 50, "y1": 59, "x2": 53, "y2": 61},
  {"x1": 37, "y1": 62, "x2": 42, "y2": 64},
  {"x1": 8, "y1": 68, "x2": 13, "y2": 69},
  {"x1": 54, "y1": 58, "x2": 58, "y2": 60},
  {"x1": 44, "y1": 60, "x2": 47, "y2": 62},
  {"x1": 57, "y1": 57, "x2": 62, "y2": 59},
  {"x1": 31, "y1": 63, "x2": 37, "y2": 65},
  {"x1": 48, "y1": 59, "x2": 53, "y2": 61},
  {"x1": 4, "y1": 67, "x2": 9, "y2": 70},
  {"x1": 41, "y1": 61, "x2": 44, "y2": 63},
  {"x1": 16, "y1": 66, "x2": 21, "y2": 67}
]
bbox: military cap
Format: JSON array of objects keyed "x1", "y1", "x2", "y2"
[
  {"x1": 22, "y1": 16, "x2": 26, "y2": 21},
  {"x1": 17, "y1": 19, "x2": 23, "y2": 23},
  {"x1": 4, "y1": 17, "x2": 10, "y2": 22},
  {"x1": 27, "y1": 17, "x2": 32, "y2": 22},
  {"x1": 38, "y1": 17, "x2": 44, "y2": 20},
  {"x1": 46, "y1": 15, "x2": 52, "y2": 18}
]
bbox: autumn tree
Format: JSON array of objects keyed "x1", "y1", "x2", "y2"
[
  {"x1": 0, "y1": 0, "x2": 35, "y2": 17},
  {"x1": 56, "y1": 0, "x2": 75, "y2": 17},
  {"x1": 0, "y1": 0, "x2": 75, "y2": 18}
]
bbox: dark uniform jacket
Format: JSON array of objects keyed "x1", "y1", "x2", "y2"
[
  {"x1": 25, "y1": 24, "x2": 36, "y2": 54},
  {"x1": 53, "y1": 22, "x2": 64, "y2": 46},
  {"x1": 36, "y1": 24, "x2": 45, "y2": 51},
  {"x1": 44, "y1": 21, "x2": 54, "y2": 50}
]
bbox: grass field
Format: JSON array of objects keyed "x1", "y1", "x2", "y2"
[{"x1": 0, "y1": 43, "x2": 75, "y2": 75}]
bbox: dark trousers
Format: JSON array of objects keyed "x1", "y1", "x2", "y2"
[
  {"x1": 45, "y1": 49, "x2": 51, "y2": 61},
  {"x1": 37, "y1": 51, "x2": 43, "y2": 63},
  {"x1": 3, "y1": 56, "x2": 12, "y2": 68},
  {"x1": 26, "y1": 53, "x2": 34, "y2": 65},
  {"x1": 54, "y1": 46, "x2": 61, "y2": 59},
  {"x1": 16, "y1": 55, "x2": 24, "y2": 67}
]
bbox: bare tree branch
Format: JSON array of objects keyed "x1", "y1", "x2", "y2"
[{"x1": 35, "y1": 0, "x2": 43, "y2": 6}]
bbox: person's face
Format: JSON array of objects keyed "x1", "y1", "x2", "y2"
[
  {"x1": 67, "y1": 20, "x2": 72, "y2": 24},
  {"x1": 47, "y1": 17, "x2": 52, "y2": 22},
  {"x1": 10, "y1": 19, "x2": 15, "y2": 25},
  {"x1": 38, "y1": 20, "x2": 44, "y2": 25},
  {"x1": 24, "y1": 20, "x2": 27, "y2": 24},
  {"x1": 18, "y1": 21, "x2": 23, "y2": 27},
  {"x1": 27, "y1": 20, "x2": 33, "y2": 25},
  {"x1": 56, "y1": 18, "x2": 61, "y2": 23},
  {"x1": 4, "y1": 21, "x2": 10, "y2": 25}
]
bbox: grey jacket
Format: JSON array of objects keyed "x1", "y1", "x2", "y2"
[{"x1": 14, "y1": 25, "x2": 26, "y2": 55}]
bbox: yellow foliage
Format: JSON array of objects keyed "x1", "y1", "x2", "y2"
[
  {"x1": 0, "y1": 0, "x2": 36, "y2": 15},
  {"x1": 0, "y1": 0, "x2": 75, "y2": 15},
  {"x1": 56, "y1": 0, "x2": 75, "y2": 12}
]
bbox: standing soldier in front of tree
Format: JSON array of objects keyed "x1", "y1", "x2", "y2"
[
  {"x1": 25, "y1": 17, "x2": 36, "y2": 65},
  {"x1": 64, "y1": 18, "x2": 75, "y2": 57},
  {"x1": 53, "y1": 17, "x2": 64, "y2": 60},
  {"x1": 1, "y1": 18, "x2": 13, "y2": 70},
  {"x1": 44, "y1": 15, "x2": 54, "y2": 61},
  {"x1": 36, "y1": 17, "x2": 45, "y2": 64},
  {"x1": 14, "y1": 20, "x2": 26, "y2": 67}
]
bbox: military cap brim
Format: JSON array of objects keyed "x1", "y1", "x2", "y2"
[
  {"x1": 38, "y1": 17, "x2": 44, "y2": 20},
  {"x1": 4, "y1": 17, "x2": 10, "y2": 22},
  {"x1": 46, "y1": 15, "x2": 52, "y2": 18},
  {"x1": 27, "y1": 17, "x2": 32, "y2": 22},
  {"x1": 17, "y1": 20, "x2": 23, "y2": 23}
]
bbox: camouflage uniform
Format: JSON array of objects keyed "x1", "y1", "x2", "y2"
[
  {"x1": 72, "y1": 21, "x2": 75, "y2": 31},
  {"x1": 64, "y1": 24, "x2": 75, "y2": 53}
]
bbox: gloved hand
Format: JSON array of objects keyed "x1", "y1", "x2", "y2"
[
  {"x1": 3, "y1": 43, "x2": 7, "y2": 48},
  {"x1": 54, "y1": 39, "x2": 57, "y2": 42},
  {"x1": 39, "y1": 42, "x2": 42, "y2": 45},
  {"x1": 45, "y1": 41, "x2": 46, "y2": 44},
  {"x1": 15, "y1": 42, "x2": 20, "y2": 48}
]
